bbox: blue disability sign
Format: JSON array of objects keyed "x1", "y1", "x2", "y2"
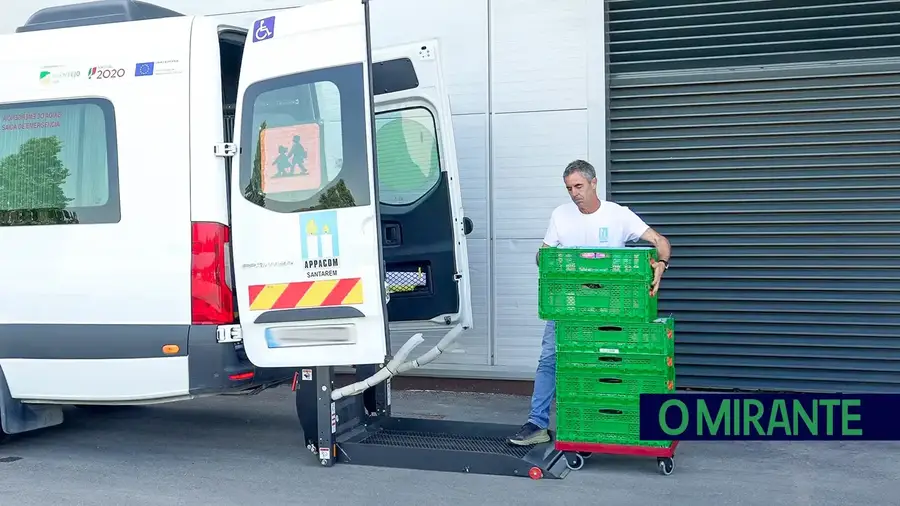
[{"x1": 253, "y1": 17, "x2": 276, "y2": 42}]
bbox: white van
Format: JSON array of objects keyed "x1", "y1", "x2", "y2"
[{"x1": 0, "y1": 0, "x2": 473, "y2": 441}]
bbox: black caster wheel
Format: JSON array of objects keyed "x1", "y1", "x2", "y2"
[
  {"x1": 577, "y1": 451, "x2": 592, "y2": 459},
  {"x1": 657, "y1": 457, "x2": 675, "y2": 476},
  {"x1": 566, "y1": 452, "x2": 585, "y2": 471}
]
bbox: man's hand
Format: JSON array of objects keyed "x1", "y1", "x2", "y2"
[
  {"x1": 641, "y1": 228, "x2": 671, "y2": 297},
  {"x1": 649, "y1": 259, "x2": 666, "y2": 297},
  {"x1": 536, "y1": 242, "x2": 552, "y2": 267}
]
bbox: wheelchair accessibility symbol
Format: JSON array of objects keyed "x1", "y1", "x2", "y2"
[{"x1": 253, "y1": 16, "x2": 275, "y2": 42}]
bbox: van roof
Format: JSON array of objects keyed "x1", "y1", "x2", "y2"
[{"x1": 16, "y1": 0, "x2": 183, "y2": 33}]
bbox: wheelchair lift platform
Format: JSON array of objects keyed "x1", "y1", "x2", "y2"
[{"x1": 295, "y1": 366, "x2": 571, "y2": 480}]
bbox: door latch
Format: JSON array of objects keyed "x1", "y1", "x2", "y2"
[
  {"x1": 216, "y1": 325, "x2": 243, "y2": 343},
  {"x1": 214, "y1": 143, "x2": 237, "y2": 157},
  {"x1": 383, "y1": 223, "x2": 401, "y2": 246}
]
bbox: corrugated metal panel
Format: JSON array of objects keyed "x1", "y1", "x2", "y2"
[
  {"x1": 608, "y1": 0, "x2": 900, "y2": 73},
  {"x1": 608, "y1": 1, "x2": 900, "y2": 391}
]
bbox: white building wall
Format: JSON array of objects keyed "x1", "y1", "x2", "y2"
[{"x1": 2, "y1": 0, "x2": 608, "y2": 381}]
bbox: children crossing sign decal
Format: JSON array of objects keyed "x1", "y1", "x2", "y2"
[
  {"x1": 260, "y1": 123, "x2": 322, "y2": 194},
  {"x1": 300, "y1": 210, "x2": 340, "y2": 279}
]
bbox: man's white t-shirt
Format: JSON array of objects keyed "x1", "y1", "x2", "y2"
[{"x1": 543, "y1": 201, "x2": 650, "y2": 248}]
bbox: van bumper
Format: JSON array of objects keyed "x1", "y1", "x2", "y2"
[{"x1": 187, "y1": 325, "x2": 294, "y2": 395}]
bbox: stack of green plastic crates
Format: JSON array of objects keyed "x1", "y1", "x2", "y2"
[{"x1": 538, "y1": 247, "x2": 675, "y2": 449}]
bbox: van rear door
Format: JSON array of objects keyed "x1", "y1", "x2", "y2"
[
  {"x1": 370, "y1": 42, "x2": 474, "y2": 340},
  {"x1": 230, "y1": 0, "x2": 387, "y2": 368}
]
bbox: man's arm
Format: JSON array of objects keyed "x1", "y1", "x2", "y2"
[
  {"x1": 621, "y1": 205, "x2": 671, "y2": 295},
  {"x1": 621, "y1": 205, "x2": 671, "y2": 263},
  {"x1": 537, "y1": 210, "x2": 560, "y2": 266},
  {"x1": 641, "y1": 227, "x2": 671, "y2": 296},
  {"x1": 641, "y1": 227, "x2": 671, "y2": 263}
]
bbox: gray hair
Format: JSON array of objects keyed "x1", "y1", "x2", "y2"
[{"x1": 562, "y1": 159, "x2": 596, "y2": 181}]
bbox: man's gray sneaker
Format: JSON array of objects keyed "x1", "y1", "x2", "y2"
[{"x1": 508, "y1": 422, "x2": 550, "y2": 446}]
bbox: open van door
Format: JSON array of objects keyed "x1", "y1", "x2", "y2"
[
  {"x1": 229, "y1": 0, "x2": 389, "y2": 368},
  {"x1": 370, "y1": 41, "x2": 474, "y2": 342}
]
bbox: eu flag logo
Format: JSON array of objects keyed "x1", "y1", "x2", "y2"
[{"x1": 135, "y1": 62, "x2": 155, "y2": 77}]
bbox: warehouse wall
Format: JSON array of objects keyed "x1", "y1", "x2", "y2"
[
  {"x1": 2, "y1": 0, "x2": 609, "y2": 380},
  {"x1": 489, "y1": 0, "x2": 607, "y2": 371}
]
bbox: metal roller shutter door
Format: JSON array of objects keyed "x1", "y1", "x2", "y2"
[{"x1": 607, "y1": 0, "x2": 900, "y2": 392}]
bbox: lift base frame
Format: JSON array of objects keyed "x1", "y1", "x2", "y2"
[{"x1": 295, "y1": 365, "x2": 570, "y2": 480}]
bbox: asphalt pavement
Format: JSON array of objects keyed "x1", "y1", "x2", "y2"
[{"x1": 1, "y1": 386, "x2": 897, "y2": 505}]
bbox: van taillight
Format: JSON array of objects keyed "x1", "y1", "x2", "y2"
[{"x1": 191, "y1": 221, "x2": 235, "y2": 325}]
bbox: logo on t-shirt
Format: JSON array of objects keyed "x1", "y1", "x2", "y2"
[{"x1": 598, "y1": 227, "x2": 609, "y2": 245}]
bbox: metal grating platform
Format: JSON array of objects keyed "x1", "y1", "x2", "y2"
[{"x1": 358, "y1": 429, "x2": 532, "y2": 458}]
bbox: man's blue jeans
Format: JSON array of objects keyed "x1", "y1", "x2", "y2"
[{"x1": 527, "y1": 320, "x2": 556, "y2": 429}]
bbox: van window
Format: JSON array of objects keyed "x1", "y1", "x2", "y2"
[
  {"x1": 375, "y1": 107, "x2": 442, "y2": 206},
  {"x1": 0, "y1": 98, "x2": 119, "y2": 226},
  {"x1": 239, "y1": 63, "x2": 371, "y2": 213}
]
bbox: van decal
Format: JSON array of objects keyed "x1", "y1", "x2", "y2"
[
  {"x1": 261, "y1": 124, "x2": 322, "y2": 193},
  {"x1": 2, "y1": 111, "x2": 62, "y2": 131},
  {"x1": 252, "y1": 16, "x2": 276, "y2": 43},
  {"x1": 38, "y1": 67, "x2": 81, "y2": 85},
  {"x1": 133, "y1": 60, "x2": 183, "y2": 77},
  {"x1": 248, "y1": 278, "x2": 363, "y2": 310},
  {"x1": 241, "y1": 260, "x2": 295, "y2": 270},
  {"x1": 300, "y1": 210, "x2": 341, "y2": 279},
  {"x1": 88, "y1": 66, "x2": 126, "y2": 79},
  {"x1": 135, "y1": 62, "x2": 155, "y2": 76}
]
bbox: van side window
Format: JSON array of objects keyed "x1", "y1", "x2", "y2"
[
  {"x1": 375, "y1": 107, "x2": 442, "y2": 206},
  {"x1": 239, "y1": 63, "x2": 371, "y2": 213},
  {"x1": 0, "y1": 98, "x2": 120, "y2": 226}
]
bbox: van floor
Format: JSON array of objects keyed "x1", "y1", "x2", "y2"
[{"x1": 1, "y1": 387, "x2": 897, "y2": 505}]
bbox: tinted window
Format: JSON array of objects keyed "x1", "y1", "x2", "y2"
[
  {"x1": 375, "y1": 107, "x2": 442, "y2": 206},
  {"x1": 371, "y1": 58, "x2": 419, "y2": 95},
  {"x1": 240, "y1": 63, "x2": 371, "y2": 213},
  {"x1": 0, "y1": 98, "x2": 119, "y2": 226}
]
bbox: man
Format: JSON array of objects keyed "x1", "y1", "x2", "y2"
[{"x1": 507, "y1": 159, "x2": 671, "y2": 446}]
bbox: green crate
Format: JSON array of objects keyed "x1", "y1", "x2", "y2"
[
  {"x1": 537, "y1": 278, "x2": 657, "y2": 322},
  {"x1": 556, "y1": 397, "x2": 672, "y2": 447},
  {"x1": 557, "y1": 349, "x2": 674, "y2": 375},
  {"x1": 539, "y1": 247, "x2": 657, "y2": 281},
  {"x1": 556, "y1": 367, "x2": 675, "y2": 401},
  {"x1": 556, "y1": 317, "x2": 675, "y2": 356}
]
